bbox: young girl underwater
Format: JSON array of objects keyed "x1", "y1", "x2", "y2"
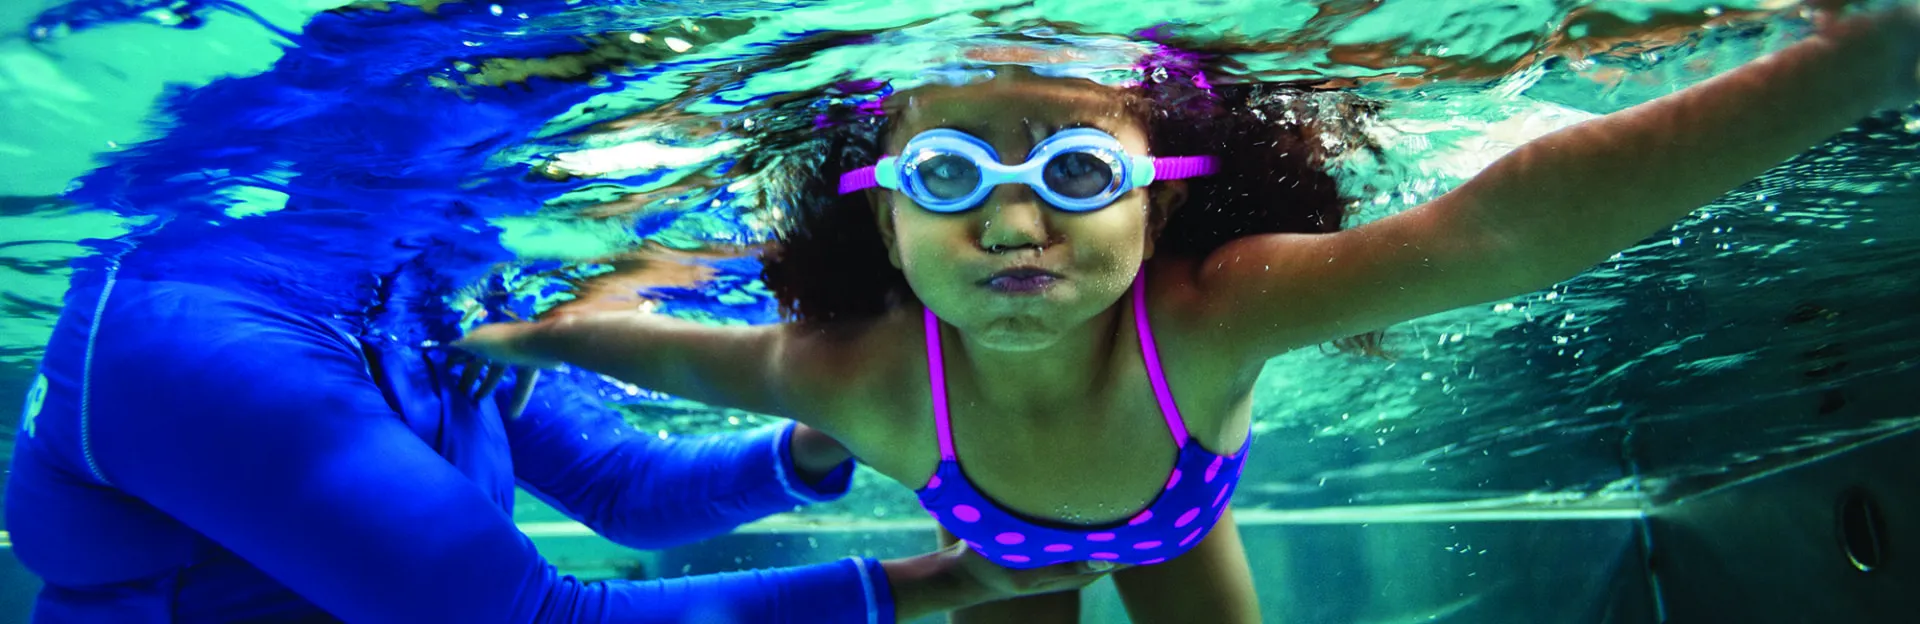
[{"x1": 459, "y1": 7, "x2": 1920, "y2": 622}]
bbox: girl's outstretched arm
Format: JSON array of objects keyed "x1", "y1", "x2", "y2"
[
  {"x1": 1190, "y1": 5, "x2": 1918, "y2": 363},
  {"x1": 458, "y1": 310, "x2": 889, "y2": 439}
]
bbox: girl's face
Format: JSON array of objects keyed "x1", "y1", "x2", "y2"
[{"x1": 874, "y1": 72, "x2": 1168, "y2": 352}]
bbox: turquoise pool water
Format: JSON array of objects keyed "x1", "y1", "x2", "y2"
[{"x1": 0, "y1": 0, "x2": 1917, "y2": 620}]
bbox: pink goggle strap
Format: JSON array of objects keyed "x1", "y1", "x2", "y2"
[
  {"x1": 837, "y1": 166, "x2": 879, "y2": 194},
  {"x1": 1151, "y1": 156, "x2": 1218, "y2": 180}
]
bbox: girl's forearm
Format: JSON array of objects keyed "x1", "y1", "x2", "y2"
[{"x1": 520, "y1": 312, "x2": 791, "y2": 415}]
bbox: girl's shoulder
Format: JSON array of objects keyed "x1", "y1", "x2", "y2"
[
  {"x1": 1139, "y1": 255, "x2": 1265, "y2": 429},
  {"x1": 777, "y1": 309, "x2": 929, "y2": 417},
  {"x1": 779, "y1": 309, "x2": 942, "y2": 485}
]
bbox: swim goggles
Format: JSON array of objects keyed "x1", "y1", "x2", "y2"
[{"x1": 837, "y1": 128, "x2": 1218, "y2": 213}]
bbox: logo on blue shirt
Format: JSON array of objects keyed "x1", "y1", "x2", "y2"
[{"x1": 22, "y1": 374, "x2": 47, "y2": 438}]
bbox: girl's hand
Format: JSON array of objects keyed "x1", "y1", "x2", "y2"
[{"x1": 1821, "y1": 1, "x2": 1920, "y2": 108}]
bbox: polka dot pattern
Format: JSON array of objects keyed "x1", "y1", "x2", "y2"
[{"x1": 914, "y1": 429, "x2": 1249, "y2": 570}]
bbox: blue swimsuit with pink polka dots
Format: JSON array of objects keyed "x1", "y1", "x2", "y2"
[{"x1": 915, "y1": 272, "x2": 1251, "y2": 569}]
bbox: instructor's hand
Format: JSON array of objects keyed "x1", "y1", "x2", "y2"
[
  {"x1": 449, "y1": 322, "x2": 552, "y2": 419},
  {"x1": 883, "y1": 542, "x2": 1123, "y2": 620}
]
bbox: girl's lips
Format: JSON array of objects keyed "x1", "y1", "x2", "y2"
[
  {"x1": 986, "y1": 274, "x2": 1058, "y2": 294},
  {"x1": 983, "y1": 268, "x2": 1061, "y2": 295}
]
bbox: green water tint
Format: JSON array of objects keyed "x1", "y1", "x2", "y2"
[{"x1": 4, "y1": 0, "x2": 1918, "y2": 518}]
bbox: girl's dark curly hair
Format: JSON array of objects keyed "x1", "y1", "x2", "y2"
[{"x1": 749, "y1": 50, "x2": 1386, "y2": 352}]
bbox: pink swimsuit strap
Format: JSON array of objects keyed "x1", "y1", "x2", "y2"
[
  {"x1": 924, "y1": 306, "x2": 956, "y2": 460},
  {"x1": 924, "y1": 268, "x2": 1189, "y2": 463},
  {"x1": 1128, "y1": 270, "x2": 1191, "y2": 448}
]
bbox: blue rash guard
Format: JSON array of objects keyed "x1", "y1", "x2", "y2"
[{"x1": 5, "y1": 241, "x2": 896, "y2": 623}]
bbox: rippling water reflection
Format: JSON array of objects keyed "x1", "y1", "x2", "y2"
[{"x1": 1, "y1": 0, "x2": 1915, "y2": 513}]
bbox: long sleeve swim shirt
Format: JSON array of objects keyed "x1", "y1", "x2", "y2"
[{"x1": 6, "y1": 251, "x2": 895, "y2": 623}]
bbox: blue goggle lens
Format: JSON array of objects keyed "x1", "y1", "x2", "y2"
[
  {"x1": 917, "y1": 153, "x2": 981, "y2": 201},
  {"x1": 1043, "y1": 150, "x2": 1118, "y2": 200}
]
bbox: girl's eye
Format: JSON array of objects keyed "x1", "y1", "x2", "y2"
[
  {"x1": 918, "y1": 154, "x2": 980, "y2": 200},
  {"x1": 1043, "y1": 151, "x2": 1115, "y2": 199}
]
